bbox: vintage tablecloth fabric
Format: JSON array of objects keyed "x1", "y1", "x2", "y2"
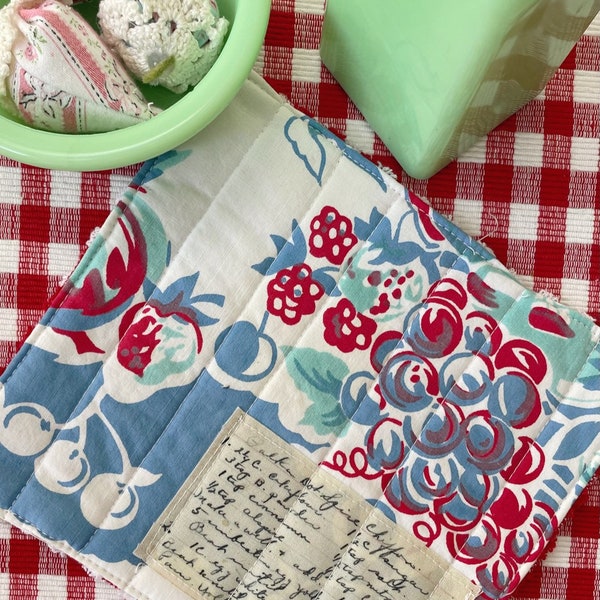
[{"x1": 0, "y1": 0, "x2": 599, "y2": 599}]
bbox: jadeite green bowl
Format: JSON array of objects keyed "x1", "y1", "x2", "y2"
[{"x1": 0, "y1": 0, "x2": 271, "y2": 171}]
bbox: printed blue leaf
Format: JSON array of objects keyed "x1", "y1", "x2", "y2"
[
  {"x1": 354, "y1": 207, "x2": 386, "y2": 241},
  {"x1": 157, "y1": 272, "x2": 199, "y2": 304},
  {"x1": 144, "y1": 149, "x2": 192, "y2": 182},
  {"x1": 268, "y1": 234, "x2": 308, "y2": 274},
  {"x1": 582, "y1": 374, "x2": 600, "y2": 392},
  {"x1": 311, "y1": 266, "x2": 338, "y2": 294},
  {"x1": 580, "y1": 356, "x2": 600, "y2": 391},
  {"x1": 291, "y1": 219, "x2": 305, "y2": 248},
  {"x1": 191, "y1": 293, "x2": 225, "y2": 307},
  {"x1": 284, "y1": 116, "x2": 327, "y2": 184},
  {"x1": 545, "y1": 390, "x2": 561, "y2": 413},
  {"x1": 270, "y1": 233, "x2": 288, "y2": 254},
  {"x1": 557, "y1": 401, "x2": 600, "y2": 421},
  {"x1": 552, "y1": 464, "x2": 574, "y2": 484},
  {"x1": 370, "y1": 240, "x2": 428, "y2": 267},
  {"x1": 253, "y1": 219, "x2": 308, "y2": 276},
  {"x1": 553, "y1": 421, "x2": 600, "y2": 461},
  {"x1": 368, "y1": 498, "x2": 397, "y2": 523},
  {"x1": 252, "y1": 256, "x2": 274, "y2": 275},
  {"x1": 306, "y1": 118, "x2": 387, "y2": 191},
  {"x1": 192, "y1": 293, "x2": 225, "y2": 326},
  {"x1": 537, "y1": 419, "x2": 564, "y2": 447}
]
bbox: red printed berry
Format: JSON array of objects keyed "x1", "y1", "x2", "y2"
[
  {"x1": 369, "y1": 269, "x2": 415, "y2": 316},
  {"x1": 309, "y1": 206, "x2": 358, "y2": 265},
  {"x1": 323, "y1": 298, "x2": 377, "y2": 353},
  {"x1": 267, "y1": 263, "x2": 324, "y2": 325}
]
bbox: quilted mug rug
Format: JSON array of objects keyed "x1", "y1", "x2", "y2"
[{"x1": 0, "y1": 72, "x2": 599, "y2": 600}]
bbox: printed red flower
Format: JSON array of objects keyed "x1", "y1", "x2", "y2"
[
  {"x1": 266, "y1": 263, "x2": 324, "y2": 325},
  {"x1": 500, "y1": 437, "x2": 545, "y2": 485},
  {"x1": 447, "y1": 518, "x2": 501, "y2": 565},
  {"x1": 323, "y1": 298, "x2": 377, "y2": 353},
  {"x1": 495, "y1": 339, "x2": 547, "y2": 384},
  {"x1": 309, "y1": 205, "x2": 357, "y2": 265},
  {"x1": 489, "y1": 488, "x2": 533, "y2": 530},
  {"x1": 476, "y1": 554, "x2": 520, "y2": 599},
  {"x1": 53, "y1": 202, "x2": 147, "y2": 316}
]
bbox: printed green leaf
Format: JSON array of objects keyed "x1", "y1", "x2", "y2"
[{"x1": 283, "y1": 346, "x2": 349, "y2": 436}]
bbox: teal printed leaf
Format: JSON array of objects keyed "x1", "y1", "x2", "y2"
[
  {"x1": 250, "y1": 399, "x2": 329, "y2": 454},
  {"x1": 580, "y1": 355, "x2": 600, "y2": 392},
  {"x1": 284, "y1": 116, "x2": 327, "y2": 184},
  {"x1": 283, "y1": 346, "x2": 349, "y2": 435},
  {"x1": 553, "y1": 421, "x2": 600, "y2": 461}
]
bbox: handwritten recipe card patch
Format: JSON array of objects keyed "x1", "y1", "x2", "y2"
[{"x1": 137, "y1": 410, "x2": 479, "y2": 600}]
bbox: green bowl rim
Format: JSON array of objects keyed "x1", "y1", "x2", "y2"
[{"x1": 0, "y1": 0, "x2": 271, "y2": 171}]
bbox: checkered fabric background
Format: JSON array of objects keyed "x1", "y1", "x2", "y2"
[{"x1": 0, "y1": 0, "x2": 599, "y2": 598}]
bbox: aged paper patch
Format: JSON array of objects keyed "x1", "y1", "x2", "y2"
[
  {"x1": 136, "y1": 409, "x2": 315, "y2": 598},
  {"x1": 137, "y1": 411, "x2": 479, "y2": 600}
]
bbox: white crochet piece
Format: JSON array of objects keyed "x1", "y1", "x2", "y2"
[{"x1": 98, "y1": 0, "x2": 228, "y2": 94}]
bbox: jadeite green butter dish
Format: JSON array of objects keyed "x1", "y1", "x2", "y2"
[{"x1": 320, "y1": 0, "x2": 600, "y2": 179}]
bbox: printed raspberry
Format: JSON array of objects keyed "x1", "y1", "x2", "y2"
[
  {"x1": 369, "y1": 269, "x2": 415, "y2": 316},
  {"x1": 309, "y1": 206, "x2": 358, "y2": 265},
  {"x1": 267, "y1": 263, "x2": 324, "y2": 325},
  {"x1": 323, "y1": 298, "x2": 377, "y2": 353}
]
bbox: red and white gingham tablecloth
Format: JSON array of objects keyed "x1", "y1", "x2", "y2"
[{"x1": 0, "y1": 1, "x2": 599, "y2": 598}]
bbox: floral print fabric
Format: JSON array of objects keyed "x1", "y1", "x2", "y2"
[{"x1": 0, "y1": 73, "x2": 598, "y2": 600}]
